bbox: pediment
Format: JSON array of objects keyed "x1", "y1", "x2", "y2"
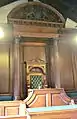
[{"x1": 8, "y1": 2, "x2": 65, "y2": 28}]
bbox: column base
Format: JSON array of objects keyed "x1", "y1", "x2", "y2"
[{"x1": 14, "y1": 96, "x2": 20, "y2": 100}]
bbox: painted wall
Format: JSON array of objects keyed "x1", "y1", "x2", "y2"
[
  {"x1": 65, "y1": 18, "x2": 77, "y2": 28},
  {"x1": 0, "y1": 0, "x2": 28, "y2": 23},
  {"x1": 0, "y1": 0, "x2": 39, "y2": 24}
]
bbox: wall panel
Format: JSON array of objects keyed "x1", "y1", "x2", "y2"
[
  {"x1": 58, "y1": 41, "x2": 75, "y2": 90},
  {"x1": 0, "y1": 43, "x2": 12, "y2": 94},
  {"x1": 23, "y1": 46, "x2": 46, "y2": 62}
]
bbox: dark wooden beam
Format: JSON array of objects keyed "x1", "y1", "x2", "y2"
[{"x1": 28, "y1": 0, "x2": 33, "y2": 2}]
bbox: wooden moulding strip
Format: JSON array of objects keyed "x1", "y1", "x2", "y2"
[{"x1": 14, "y1": 32, "x2": 59, "y2": 38}]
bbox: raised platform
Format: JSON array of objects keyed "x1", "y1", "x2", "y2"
[
  {"x1": 0, "y1": 88, "x2": 74, "y2": 116},
  {"x1": 24, "y1": 88, "x2": 71, "y2": 107}
]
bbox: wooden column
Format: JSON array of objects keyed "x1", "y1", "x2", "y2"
[
  {"x1": 20, "y1": 47, "x2": 28, "y2": 99},
  {"x1": 13, "y1": 37, "x2": 20, "y2": 100},
  {"x1": 53, "y1": 39, "x2": 60, "y2": 88},
  {"x1": 45, "y1": 39, "x2": 53, "y2": 88}
]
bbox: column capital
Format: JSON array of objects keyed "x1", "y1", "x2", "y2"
[{"x1": 14, "y1": 36, "x2": 21, "y2": 44}]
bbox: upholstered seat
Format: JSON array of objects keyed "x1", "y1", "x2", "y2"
[
  {"x1": 30, "y1": 75, "x2": 42, "y2": 89},
  {"x1": 0, "y1": 96, "x2": 13, "y2": 101}
]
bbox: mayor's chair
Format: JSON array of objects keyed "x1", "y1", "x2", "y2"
[{"x1": 26, "y1": 59, "x2": 47, "y2": 89}]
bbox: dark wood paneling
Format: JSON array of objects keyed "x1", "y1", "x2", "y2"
[
  {"x1": 58, "y1": 41, "x2": 75, "y2": 90},
  {"x1": 71, "y1": 47, "x2": 77, "y2": 90},
  {"x1": 0, "y1": 43, "x2": 12, "y2": 95},
  {"x1": 23, "y1": 45, "x2": 46, "y2": 62}
]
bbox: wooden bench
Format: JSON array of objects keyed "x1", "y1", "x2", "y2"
[
  {"x1": 27, "y1": 105, "x2": 77, "y2": 119},
  {"x1": 0, "y1": 88, "x2": 73, "y2": 116},
  {"x1": 0, "y1": 100, "x2": 24, "y2": 116},
  {"x1": 1, "y1": 105, "x2": 77, "y2": 119}
]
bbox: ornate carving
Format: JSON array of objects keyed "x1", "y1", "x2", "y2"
[
  {"x1": 8, "y1": 2, "x2": 65, "y2": 28},
  {"x1": 8, "y1": 18, "x2": 64, "y2": 28},
  {"x1": 29, "y1": 58, "x2": 45, "y2": 63}
]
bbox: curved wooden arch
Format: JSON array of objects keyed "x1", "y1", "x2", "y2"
[{"x1": 29, "y1": 67, "x2": 45, "y2": 74}]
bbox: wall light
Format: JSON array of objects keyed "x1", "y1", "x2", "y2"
[
  {"x1": 0, "y1": 27, "x2": 4, "y2": 39},
  {"x1": 74, "y1": 35, "x2": 77, "y2": 44}
]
